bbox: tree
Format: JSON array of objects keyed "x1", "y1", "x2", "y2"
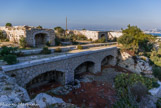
[
  {"x1": 117, "y1": 24, "x2": 155, "y2": 53},
  {"x1": 54, "y1": 26, "x2": 65, "y2": 34},
  {"x1": 5, "y1": 23, "x2": 12, "y2": 27}
]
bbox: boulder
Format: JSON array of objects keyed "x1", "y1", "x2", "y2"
[{"x1": 17, "y1": 93, "x2": 64, "y2": 108}]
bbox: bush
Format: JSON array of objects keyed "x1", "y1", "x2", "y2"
[
  {"x1": 3, "y1": 54, "x2": 17, "y2": 65},
  {"x1": 156, "y1": 98, "x2": 161, "y2": 108},
  {"x1": 130, "y1": 82, "x2": 148, "y2": 102},
  {"x1": 46, "y1": 41, "x2": 51, "y2": 46},
  {"x1": 94, "y1": 37, "x2": 106, "y2": 43},
  {"x1": 36, "y1": 25, "x2": 43, "y2": 29},
  {"x1": 117, "y1": 24, "x2": 155, "y2": 53},
  {"x1": 113, "y1": 88, "x2": 139, "y2": 108},
  {"x1": 0, "y1": 46, "x2": 18, "y2": 56},
  {"x1": 77, "y1": 34, "x2": 87, "y2": 40},
  {"x1": 77, "y1": 45, "x2": 83, "y2": 50},
  {"x1": 54, "y1": 47, "x2": 62, "y2": 52},
  {"x1": 114, "y1": 73, "x2": 158, "y2": 91},
  {"x1": 55, "y1": 37, "x2": 61, "y2": 46},
  {"x1": 41, "y1": 46, "x2": 51, "y2": 54},
  {"x1": 152, "y1": 66, "x2": 161, "y2": 81},
  {"x1": 19, "y1": 37, "x2": 27, "y2": 48},
  {"x1": 5, "y1": 23, "x2": 12, "y2": 27}
]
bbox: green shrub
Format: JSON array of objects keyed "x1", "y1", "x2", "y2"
[
  {"x1": 41, "y1": 46, "x2": 51, "y2": 54},
  {"x1": 113, "y1": 88, "x2": 139, "y2": 108},
  {"x1": 3, "y1": 54, "x2": 17, "y2": 65},
  {"x1": 55, "y1": 37, "x2": 61, "y2": 46},
  {"x1": 156, "y1": 98, "x2": 161, "y2": 108},
  {"x1": 55, "y1": 47, "x2": 62, "y2": 52},
  {"x1": 5, "y1": 23, "x2": 12, "y2": 27},
  {"x1": 117, "y1": 24, "x2": 155, "y2": 53},
  {"x1": 77, "y1": 45, "x2": 83, "y2": 50},
  {"x1": 36, "y1": 25, "x2": 43, "y2": 29},
  {"x1": 19, "y1": 37, "x2": 27, "y2": 48},
  {"x1": 0, "y1": 46, "x2": 18, "y2": 56},
  {"x1": 94, "y1": 37, "x2": 106, "y2": 43},
  {"x1": 152, "y1": 66, "x2": 161, "y2": 81},
  {"x1": 77, "y1": 34, "x2": 87, "y2": 40},
  {"x1": 130, "y1": 82, "x2": 148, "y2": 102},
  {"x1": 114, "y1": 73, "x2": 158, "y2": 90},
  {"x1": 46, "y1": 41, "x2": 51, "y2": 46},
  {"x1": 152, "y1": 81, "x2": 160, "y2": 88}
]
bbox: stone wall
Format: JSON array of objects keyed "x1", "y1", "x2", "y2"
[
  {"x1": 2, "y1": 47, "x2": 118, "y2": 87},
  {"x1": 67, "y1": 30, "x2": 108, "y2": 41},
  {"x1": 108, "y1": 31, "x2": 123, "y2": 39},
  {"x1": 0, "y1": 26, "x2": 55, "y2": 47},
  {"x1": 0, "y1": 26, "x2": 26, "y2": 42}
]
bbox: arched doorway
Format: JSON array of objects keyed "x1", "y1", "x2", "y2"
[
  {"x1": 101, "y1": 34, "x2": 105, "y2": 38},
  {"x1": 26, "y1": 70, "x2": 64, "y2": 90},
  {"x1": 101, "y1": 55, "x2": 114, "y2": 66},
  {"x1": 34, "y1": 33, "x2": 49, "y2": 47},
  {"x1": 74, "y1": 61, "x2": 95, "y2": 79}
]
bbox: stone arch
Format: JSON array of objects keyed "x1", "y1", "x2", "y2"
[
  {"x1": 101, "y1": 55, "x2": 114, "y2": 66},
  {"x1": 33, "y1": 31, "x2": 50, "y2": 47},
  {"x1": 74, "y1": 61, "x2": 95, "y2": 79},
  {"x1": 26, "y1": 70, "x2": 65, "y2": 89}
]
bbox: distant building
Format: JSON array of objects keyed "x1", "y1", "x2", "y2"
[{"x1": 0, "y1": 26, "x2": 55, "y2": 47}]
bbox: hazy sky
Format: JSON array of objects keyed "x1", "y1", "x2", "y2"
[{"x1": 0, "y1": 0, "x2": 161, "y2": 30}]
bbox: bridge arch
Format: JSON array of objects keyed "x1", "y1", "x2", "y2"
[
  {"x1": 74, "y1": 61, "x2": 95, "y2": 79},
  {"x1": 25, "y1": 70, "x2": 65, "y2": 89},
  {"x1": 33, "y1": 31, "x2": 50, "y2": 47},
  {"x1": 101, "y1": 55, "x2": 114, "y2": 66}
]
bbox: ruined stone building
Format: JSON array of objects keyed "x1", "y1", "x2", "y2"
[
  {"x1": 67, "y1": 30, "x2": 123, "y2": 41},
  {"x1": 67, "y1": 30, "x2": 108, "y2": 41},
  {"x1": 0, "y1": 26, "x2": 55, "y2": 47}
]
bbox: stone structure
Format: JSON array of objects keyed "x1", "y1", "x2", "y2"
[
  {"x1": 0, "y1": 26, "x2": 55, "y2": 47},
  {"x1": 67, "y1": 30, "x2": 123, "y2": 41},
  {"x1": 1, "y1": 47, "x2": 117, "y2": 88},
  {"x1": 67, "y1": 30, "x2": 108, "y2": 41},
  {"x1": 108, "y1": 31, "x2": 123, "y2": 39}
]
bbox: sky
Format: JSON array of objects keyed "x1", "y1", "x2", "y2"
[{"x1": 0, "y1": 0, "x2": 161, "y2": 30}]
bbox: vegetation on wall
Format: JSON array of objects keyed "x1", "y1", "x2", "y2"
[
  {"x1": 19, "y1": 37, "x2": 27, "y2": 48},
  {"x1": 0, "y1": 30, "x2": 7, "y2": 42}
]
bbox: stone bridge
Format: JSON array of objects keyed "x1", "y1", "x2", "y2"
[{"x1": 1, "y1": 47, "x2": 117, "y2": 88}]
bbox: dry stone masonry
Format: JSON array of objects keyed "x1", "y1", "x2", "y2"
[
  {"x1": 0, "y1": 26, "x2": 55, "y2": 47},
  {"x1": 1, "y1": 47, "x2": 117, "y2": 88},
  {"x1": 67, "y1": 30, "x2": 123, "y2": 41}
]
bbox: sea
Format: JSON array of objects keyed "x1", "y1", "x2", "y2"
[{"x1": 149, "y1": 33, "x2": 161, "y2": 37}]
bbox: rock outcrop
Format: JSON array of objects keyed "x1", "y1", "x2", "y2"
[
  {"x1": 0, "y1": 71, "x2": 30, "y2": 108},
  {"x1": 118, "y1": 52, "x2": 152, "y2": 75}
]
